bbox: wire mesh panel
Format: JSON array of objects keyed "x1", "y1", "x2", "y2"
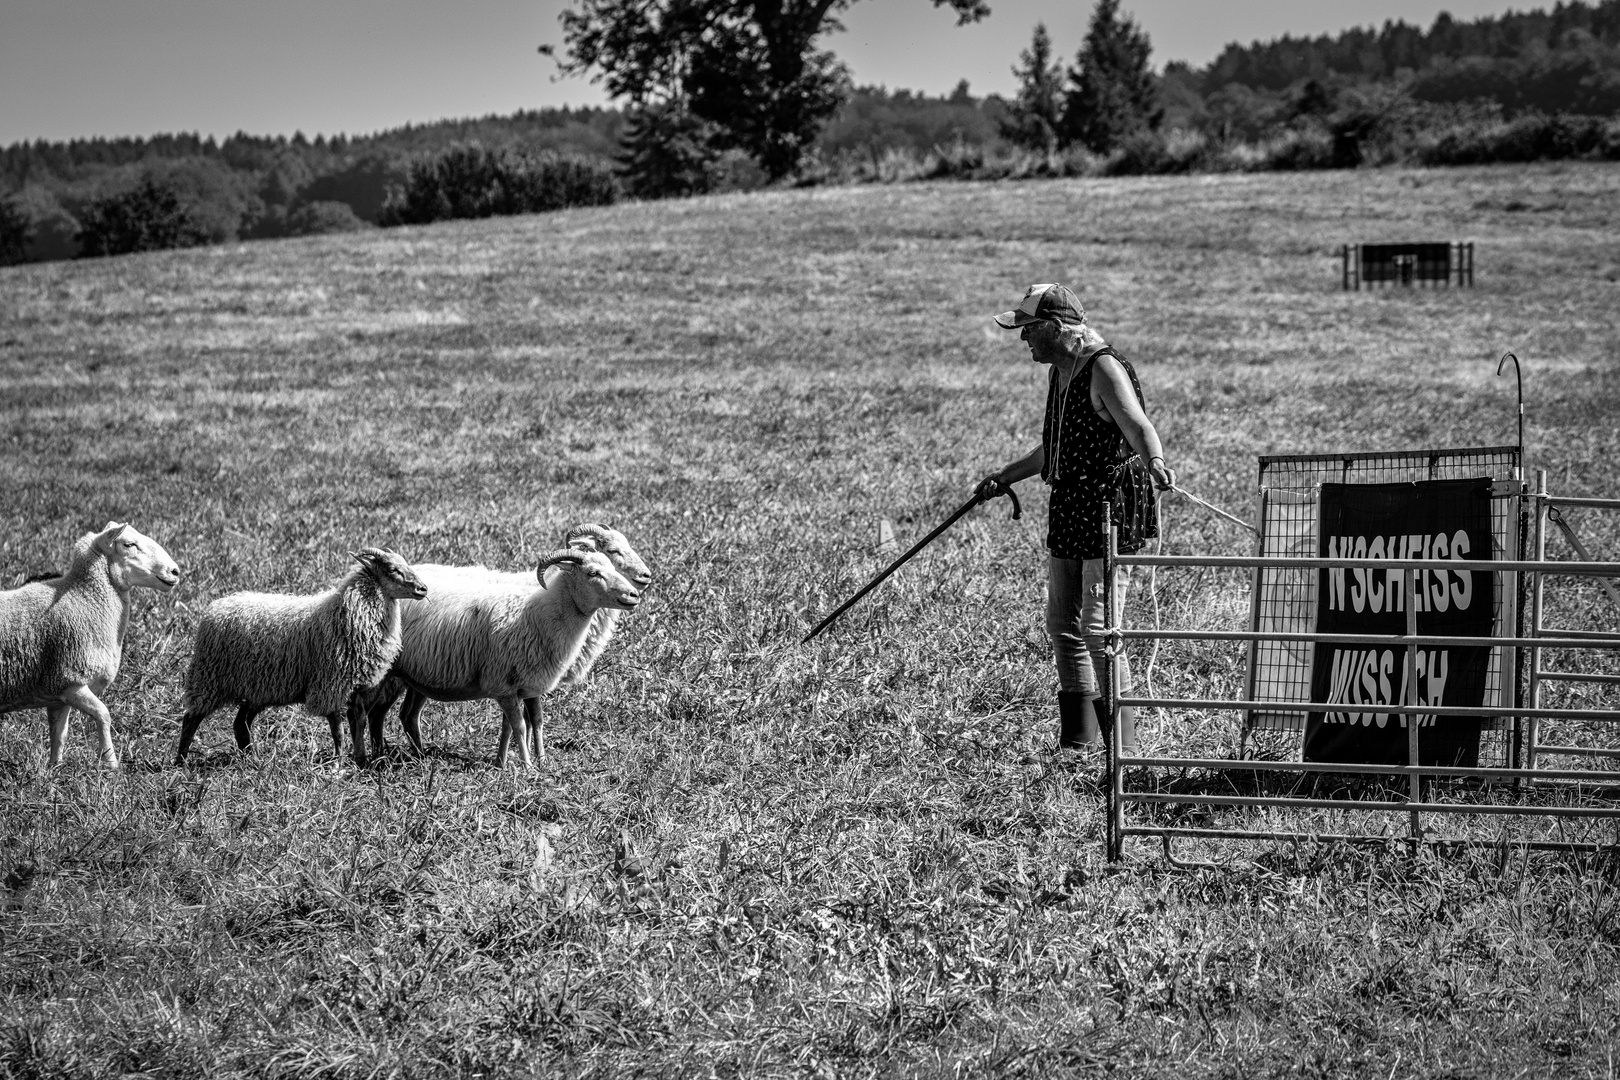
[
  {"x1": 1342, "y1": 243, "x2": 1475, "y2": 288},
  {"x1": 1246, "y1": 447, "x2": 1523, "y2": 756},
  {"x1": 1248, "y1": 488, "x2": 1319, "y2": 729}
]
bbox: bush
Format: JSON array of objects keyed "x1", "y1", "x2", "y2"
[
  {"x1": 297, "y1": 154, "x2": 408, "y2": 223},
  {"x1": 0, "y1": 196, "x2": 30, "y2": 265},
  {"x1": 1261, "y1": 127, "x2": 1337, "y2": 171},
  {"x1": 76, "y1": 175, "x2": 210, "y2": 257},
  {"x1": 1100, "y1": 128, "x2": 1225, "y2": 175},
  {"x1": 285, "y1": 200, "x2": 371, "y2": 236},
  {"x1": 378, "y1": 145, "x2": 618, "y2": 226},
  {"x1": 1418, "y1": 112, "x2": 1620, "y2": 165},
  {"x1": 11, "y1": 187, "x2": 80, "y2": 262},
  {"x1": 920, "y1": 136, "x2": 985, "y2": 180},
  {"x1": 709, "y1": 148, "x2": 769, "y2": 193}
]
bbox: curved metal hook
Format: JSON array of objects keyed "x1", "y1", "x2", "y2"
[{"x1": 1496, "y1": 351, "x2": 1524, "y2": 473}]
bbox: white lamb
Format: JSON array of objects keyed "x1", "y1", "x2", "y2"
[
  {"x1": 0, "y1": 522, "x2": 180, "y2": 768},
  {"x1": 174, "y1": 548, "x2": 427, "y2": 766},
  {"x1": 360, "y1": 547, "x2": 641, "y2": 771}
]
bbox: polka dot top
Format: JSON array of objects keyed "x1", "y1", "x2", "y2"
[{"x1": 1040, "y1": 347, "x2": 1146, "y2": 560}]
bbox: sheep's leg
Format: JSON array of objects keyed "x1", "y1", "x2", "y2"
[
  {"x1": 398, "y1": 689, "x2": 428, "y2": 757},
  {"x1": 498, "y1": 697, "x2": 532, "y2": 771},
  {"x1": 60, "y1": 684, "x2": 118, "y2": 769},
  {"x1": 46, "y1": 705, "x2": 71, "y2": 767},
  {"x1": 176, "y1": 706, "x2": 215, "y2": 763},
  {"x1": 524, "y1": 697, "x2": 546, "y2": 763},
  {"x1": 495, "y1": 709, "x2": 512, "y2": 767},
  {"x1": 233, "y1": 704, "x2": 262, "y2": 751},
  {"x1": 345, "y1": 698, "x2": 369, "y2": 768},
  {"x1": 366, "y1": 683, "x2": 403, "y2": 755}
]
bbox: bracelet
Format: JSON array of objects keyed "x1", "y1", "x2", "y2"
[{"x1": 1149, "y1": 455, "x2": 1165, "y2": 464}]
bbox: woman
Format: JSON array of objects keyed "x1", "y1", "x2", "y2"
[{"x1": 977, "y1": 283, "x2": 1176, "y2": 752}]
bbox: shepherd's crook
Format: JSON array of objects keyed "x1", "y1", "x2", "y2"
[{"x1": 801, "y1": 486, "x2": 1021, "y2": 644}]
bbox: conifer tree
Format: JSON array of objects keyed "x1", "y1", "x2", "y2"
[
  {"x1": 1061, "y1": 0, "x2": 1163, "y2": 154},
  {"x1": 1001, "y1": 23, "x2": 1066, "y2": 151},
  {"x1": 615, "y1": 103, "x2": 723, "y2": 199}
]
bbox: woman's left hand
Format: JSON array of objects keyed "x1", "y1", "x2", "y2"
[{"x1": 1148, "y1": 457, "x2": 1176, "y2": 491}]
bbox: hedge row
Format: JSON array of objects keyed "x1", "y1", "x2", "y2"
[{"x1": 378, "y1": 146, "x2": 618, "y2": 226}]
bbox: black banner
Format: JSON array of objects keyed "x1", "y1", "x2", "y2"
[
  {"x1": 1303, "y1": 478, "x2": 1495, "y2": 766},
  {"x1": 1361, "y1": 243, "x2": 1453, "y2": 284}
]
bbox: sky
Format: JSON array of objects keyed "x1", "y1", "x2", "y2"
[{"x1": 0, "y1": 0, "x2": 1533, "y2": 145}]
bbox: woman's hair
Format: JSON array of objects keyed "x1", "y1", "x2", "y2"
[{"x1": 1055, "y1": 320, "x2": 1089, "y2": 351}]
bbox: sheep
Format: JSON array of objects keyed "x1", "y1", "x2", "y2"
[
  {"x1": 357, "y1": 547, "x2": 641, "y2": 770},
  {"x1": 367, "y1": 523, "x2": 652, "y2": 759},
  {"x1": 174, "y1": 548, "x2": 427, "y2": 767},
  {"x1": 0, "y1": 522, "x2": 181, "y2": 768},
  {"x1": 556, "y1": 523, "x2": 652, "y2": 687}
]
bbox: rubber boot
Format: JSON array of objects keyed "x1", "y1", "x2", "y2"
[
  {"x1": 1098, "y1": 701, "x2": 1139, "y2": 754},
  {"x1": 1058, "y1": 691, "x2": 1103, "y2": 748}
]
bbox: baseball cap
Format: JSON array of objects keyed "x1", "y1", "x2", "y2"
[{"x1": 993, "y1": 283, "x2": 1085, "y2": 329}]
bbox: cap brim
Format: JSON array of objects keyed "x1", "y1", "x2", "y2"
[{"x1": 993, "y1": 311, "x2": 1034, "y2": 329}]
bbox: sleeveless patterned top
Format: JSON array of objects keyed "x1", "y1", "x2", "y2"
[{"x1": 1040, "y1": 346, "x2": 1147, "y2": 560}]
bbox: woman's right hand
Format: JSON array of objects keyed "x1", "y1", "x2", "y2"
[{"x1": 975, "y1": 473, "x2": 1007, "y2": 500}]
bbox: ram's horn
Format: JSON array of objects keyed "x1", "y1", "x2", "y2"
[
  {"x1": 534, "y1": 548, "x2": 585, "y2": 581},
  {"x1": 564, "y1": 522, "x2": 614, "y2": 548}
]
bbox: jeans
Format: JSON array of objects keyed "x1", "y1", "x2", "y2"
[{"x1": 1046, "y1": 555, "x2": 1132, "y2": 696}]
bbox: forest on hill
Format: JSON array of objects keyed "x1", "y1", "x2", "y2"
[{"x1": 4, "y1": 0, "x2": 1620, "y2": 265}]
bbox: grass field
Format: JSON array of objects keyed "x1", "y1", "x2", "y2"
[{"x1": 3, "y1": 162, "x2": 1619, "y2": 1077}]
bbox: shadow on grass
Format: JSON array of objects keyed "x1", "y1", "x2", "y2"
[{"x1": 365, "y1": 743, "x2": 490, "y2": 773}]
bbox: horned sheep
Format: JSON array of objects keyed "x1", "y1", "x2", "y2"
[
  {"x1": 174, "y1": 548, "x2": 426, "y2": 766},
  {"x1": 359, "y1": 547, "x2": 641, "y2": 770},
  {"x1": 0, "y1": 522, "x2": 181, "y2": 768},
  {"x1": 368, "y1": 523, "x2": 652, "y2": 760}
]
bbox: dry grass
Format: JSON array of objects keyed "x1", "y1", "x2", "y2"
[{"x1": 2, "y1": 162, "x2": 1619, "y2": 1077}]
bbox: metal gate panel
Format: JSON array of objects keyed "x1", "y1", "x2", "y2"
[{"x1": 1245, "y1": 447, "x2": 1522, "y2": 753}]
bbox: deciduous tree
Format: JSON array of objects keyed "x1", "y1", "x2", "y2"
[{"x1": 551, "y1": 0, "x2": 991, "y2": 183}]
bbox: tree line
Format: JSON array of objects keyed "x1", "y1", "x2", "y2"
[{"x1": 4, "y1": 0, "x2": 1620, "y2": 266}]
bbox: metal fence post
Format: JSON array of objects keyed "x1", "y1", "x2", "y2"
[
  {"x1": 1528, "y1": 469, "x2": 1548, "y2": 774},
  {"x1": 1103, "y1": 501, "x2": 1122, "y2": 863},
  {"x1": 1405, "y1": 568, "x2": 1422, "y2": 843}
]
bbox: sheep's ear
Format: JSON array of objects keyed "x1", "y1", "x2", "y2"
[{"x1": 94, "y1": 522, "x2": 129, "y2": 554}]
